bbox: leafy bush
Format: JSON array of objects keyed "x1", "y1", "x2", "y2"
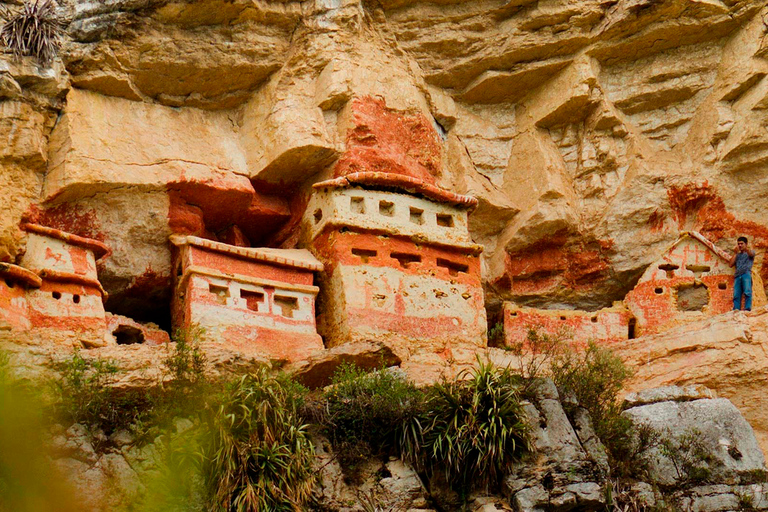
[
  {"x1": 321, "y1": 363, "x2": 425, "y2": 467},
  {"x1": 421, "y1": 359, "x2": 530, "y2": 491},
  {"x1": 659, "y1": 427, "x2": 715, "y2": 485},
  {"x1": 1, "y1": 0, "x2": 62, "y2": 64},
  {"x1": 550, "y1": 341, "x2": 636, "y2": 469},
  {"x1": 201, "y1": 368, "x2": 315, "y2": 511},
  {"x1": 507, "y1": 328, "x2": 567, "y2": 390},
  {"x1": 53, "y1": 350, "x2": 152, "y2": 435},
  {"x1": 164, "y1": 329, "x2": 207, "y2": 388}
]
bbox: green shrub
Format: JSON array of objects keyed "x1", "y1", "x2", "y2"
[
  {"x1": 164, "y1": 329, "x2": 207, "y2": 388},
  {"x1": 53, "y1": 350, "x2": 151, "y2": 435},
  {"x1": 507, "y1": 328, "x2": 567, "y2": 391},
  {"x1": 421, "y1": 358, "x2": 530, "y2": 491},
  {"x1": 322, "y1": 363, "x2": 425, "y2": 467},
  {"x1": 659, "y1": 427, "x2": 715, "y2": 485},
  {"x1": 550, "y1": 341, "x2": 636, "y2": 470},
  {"x1": 0, "y1": 0, "x2": 62, "y2": 64},
  {"x1": 201, "y1": 368, "x2": 315, "y2": 511}
]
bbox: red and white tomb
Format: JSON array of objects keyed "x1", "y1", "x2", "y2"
[
  {"x1": 303, "y1": 172, "x2": 487, "y2": 350},
  {"x1": 16, "y1": 223, "x2": 111, "y2": 345},
  {"x1": 170, "y1": 235, "x2": 324, "y2": 361}
]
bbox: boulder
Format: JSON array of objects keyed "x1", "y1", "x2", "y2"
[{"x1": 623, "y1": 396, "x2": 767, "y2": 487}]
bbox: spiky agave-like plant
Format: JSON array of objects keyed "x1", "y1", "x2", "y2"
[
  {"x1": 201, "y1": 369, "x2": 316, "y2": 511},
  {"x1": 422, "y1": 358, "x2": 531, "y2": 491},
  {"x1": 1, "y1": 0, "x2": 62, "y2": 65}
]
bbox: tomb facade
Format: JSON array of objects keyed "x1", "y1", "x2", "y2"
[
  {"x1": 502, "y1": 302, "x2": 631, "y2": 346},
  {"x1": 303, "y1": 172, "x2": 487, "y2": 351},
  {"x1": 0, "y1": 263, "x2": 40, "y2": 332},
  {"x1": 624, "y1": 231, "x2": 766, "y2": 336},
  {"x1": 170, "y1": 235, "x2": 324, "y2": 361},
  {"x1": 501, "y1": 232, "x2": 768, "y2": 345},
  {"x1": 19, "y1": 224, "x2": 110, "y2": 345}
]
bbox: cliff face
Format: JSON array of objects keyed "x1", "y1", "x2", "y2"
[{"x1": 3, "y1": 0, "x2": 768, "y2": 324}]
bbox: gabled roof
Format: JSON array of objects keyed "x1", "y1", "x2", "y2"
[
  {"x1": 170, "y1": 235, "x2": 324, "y2": 272},
  {"x1": 313, "y1": 172, "x2": 478, "y2": 209},
  {"x1": 668, "y1": 231, "x2": 731, "y2": 263}
]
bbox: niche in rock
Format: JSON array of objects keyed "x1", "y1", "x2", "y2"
[
  {"x1": 113, "y1": 324, "x2": 145, "y2": 345},
  {"x1": 676, "y1": 283, "x2": 709, "y2": 312}
]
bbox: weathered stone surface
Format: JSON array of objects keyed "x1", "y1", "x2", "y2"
[
  {"x1": 624, "y1": 384, "x2": 717, "y2": 409},
  {"x1": 502, "y1": 379, "x2": 608, "y2": 511},
  {"x1": 287, "y1": 341, "x2": 401, "y2": 389},
  {"x1": 617, "y1": 308, "x2": 768, "y2": 456},
  {"x1": 623, "y1": 397, "x2": 767, "y2": 487}
]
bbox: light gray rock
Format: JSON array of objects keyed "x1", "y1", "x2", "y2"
[
  {"x1": 109, "y1": 429, "x2": 134, "y2": 448},
  {"x1": 623, "y1": 398, "x2": 767, "y2": 487},
  {"x1": 378, "y1": 459, "x2": 428, "y2": 510},
  {"x1": 623, "y1": 385, "x2": 717, "y2": 409},
  {"x1": 671, "y1": 484, "x2": 768, "y2": 512},
  {"x1": 503, "y1": 379, "x2": 607, "y2": 511}
]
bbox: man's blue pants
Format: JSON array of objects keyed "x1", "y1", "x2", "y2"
[{"x1": 733, "y1": 273, "x2": 752, "y2": 311}]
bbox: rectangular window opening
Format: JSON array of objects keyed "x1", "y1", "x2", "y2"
[
  {"x1": 209, "y1": 283, "x2": 230, "y2": 304},
  {"x1": 352, "y1": 248, "x2": 377, "y2": 264},
  {"x1": 437, "y1": 258, "x2": 469, "y2": 277},
  {"x1": 409, "y1": 207, "x2": 424, "y2": 225},
  {"x1": 240, "y1": 289, "x2": 265, "y2": 312},
  {"x1": 274, "y1": 295, "x2": 299, "y2": 318},
  {"x1": 391, "y1": 252, "x2": 421, "y2": 268},
  {"x1": 436, "y1": 213, "x2": 454, "y2": 227},
  {"x1": 379, "y1": 200, "x2": 395, "y2": 217},
  {"x1": 351, "y1": 196, "x2": 366, "y2": 214}
]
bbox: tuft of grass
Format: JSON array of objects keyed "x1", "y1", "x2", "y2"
[
  {"x1": 1, "y1": 0, "x2": 62, "y2": 64},
  {"x1": 421, "y1": 358, "x2": 530, "y2": 492},
  {"x1": 200, "y1": 368, "x2": 315, "y2": 511}
]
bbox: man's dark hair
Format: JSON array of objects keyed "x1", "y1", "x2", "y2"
[{"x1": 738, "y1": 236, "x2": 748, "y2": 244}]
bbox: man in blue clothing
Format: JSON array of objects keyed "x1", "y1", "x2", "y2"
[{"x1": 730, "y1": 236, "x2": 755, "y2": 311}]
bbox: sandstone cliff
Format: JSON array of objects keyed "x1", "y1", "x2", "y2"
[{"x1": 2, "y1": 0, "x2": 768, "y2": 324}]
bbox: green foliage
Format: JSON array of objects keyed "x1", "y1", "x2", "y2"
[
  {"x1": 201, "y1": 368, "x2": 315, "y2": 511},
  {"x1": 0, "y1": 0, "x2": 62, "y2": 64},
  {"x1": 322, "y1": 363, "x2": 425, "y2": 467},
  {"x1": 53, "y1": 350, "x2": 150, "y2": 435},
  {"x1": 164, "y1": 329, "x2": 207, "y2": 388},
  {"x1": 131, "y1": 426, "x2": 204, "y2": 512},
  {"x1": 507, "y1": 328, "x2": 567, "y2": 391},
  {"x1": 487, "y1": 321, "x2": 504, "y2": 346},
  {"x1": 421, "y1": 358, "x2": 530, "y2": 491},
  {"x1": 659, "y1": 427, "x2": 715, "y2": 485},
  {"x1": 550, "y1": 341, "x2": 635, "y2": 468},
  {"x1": 0, "y1": 350, "x2": 82, "y2": 512}
]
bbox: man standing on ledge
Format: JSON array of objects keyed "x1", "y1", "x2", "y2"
[{"x1": 730, "y1": 236, "x2": 755, "y2": 311}]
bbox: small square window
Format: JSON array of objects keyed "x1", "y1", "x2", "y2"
[
  {"x1": 409, "y1": 207, "x2": 424, "y2": 225},
  {"x1": 274, "y1": 295, "x2": 299, "y2": 318},
  {"x1": 351, "y1": 197, "x2": 366, "y2": 214},
  {"x1": 436, "y1": 213, "x2": 454, "y2": 227},
  {"x1": 240, "y1": 289, "x2": 265, "y2": 312},
  {"x1": 379, "y1": 200, "x2": 395, "y2": 217}
]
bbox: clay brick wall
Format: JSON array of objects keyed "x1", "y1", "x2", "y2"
[{"x1": 171, "y1": 240, "x2": 323, "y2": 362}]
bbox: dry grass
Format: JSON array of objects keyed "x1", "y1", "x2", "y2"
[{"x1": 1, "y1": 0, "x2": 62, "y2": 64}]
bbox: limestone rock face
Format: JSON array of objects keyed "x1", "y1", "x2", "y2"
[{"x1": 624, "y1": 397, "x2": 767, "y2": 487}]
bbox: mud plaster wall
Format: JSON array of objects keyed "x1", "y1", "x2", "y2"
[
  {"x1": 312, "y1": 230, "x2": 486, "y2": 350},
  {"x1": 502, "y1": 303, "x2": 631, "y2": 346},
  {"x1": 172, "y1": 244, "x2": 323, "y2": 361}
]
